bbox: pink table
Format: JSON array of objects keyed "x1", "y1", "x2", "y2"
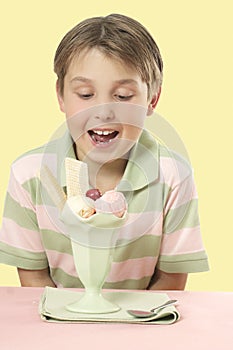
[{"x1": 0, "y1": 287, "x2": 232, "y2": 350}]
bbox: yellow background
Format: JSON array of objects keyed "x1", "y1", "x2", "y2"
[{"x1": 0, "y1": 0, "x2": 232, "y2": 291}]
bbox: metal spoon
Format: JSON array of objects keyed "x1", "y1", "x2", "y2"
[{"x1": 127, "y1": 299, "x2": 178, "y2": 318}]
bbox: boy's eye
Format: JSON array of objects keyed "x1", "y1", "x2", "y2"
[
  {"x1": 77, "y1": 93, "x2": 94, "y2": 99},
  {"x1": 115, "y1": 94, "x2": 134, "y2": 101}
]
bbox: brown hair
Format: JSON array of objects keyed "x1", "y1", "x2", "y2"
[{"x1": 54, "y1": 13, "x2": 163, "y2": 99}]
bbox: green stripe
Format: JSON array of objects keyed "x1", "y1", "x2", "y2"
[
  {"x1": 50, "y1": 267, "x2": 151, "y2": 289},
  {"x1": 0, "y1": 242, "x2": 47, "y2": 269},
  {"x1": 22, "y1": 177, "x2": 55, "y2": 207},
  {"x1": 22, "y1": 177, "x2": 40, "y2": 205},
  {"x1": 41, "y1": 230, "x2": 161, "y2": 262},
  {"x1": 157, "y1": 251, "x2": 209, "y2": 273},
  {"x1": 127, "y1": 182, "x2": 170, "y2": 213},
  {"x1": 50, "y1": 267, "x2": 84, "y2": 288},
  {"x1": 104, "y1": 276, "x2": 151, "y2": 290},
  {"x1": 163, "y1": 199, "x2": 200, "y2": 233},
  {"x1": 4, "y1": 193, "x2": 39, "y2": 232},
  {"x1": 113, "y1": 235, "x2": 161, "y2": 262},
  {"x1": 23, "y1": 178, "x2": 67, "y2": 208},
  {"x1": 41, "y1": 229, "x2": 73, "y2": 255}
]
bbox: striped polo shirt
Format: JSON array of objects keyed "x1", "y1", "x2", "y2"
[{"x1": 0, "y1": 129, "x2": 209, "y2": 289}]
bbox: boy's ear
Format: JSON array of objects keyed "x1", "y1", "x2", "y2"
[
  {"x1": 147, "y1": 86, "x2": 161, "y2": 116},
  {"x1": 56, "y1": 80, "x2": 65, "y2": 113}
]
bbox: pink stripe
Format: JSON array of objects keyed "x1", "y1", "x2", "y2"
[
  {"x1": 36, "y1": 207, "x2": 163, "y2": 240},
  {"x1": 106, "y1": 256, "x2": 158, "y2": 282},
  {"x1": 160, "y1": 156, "x2": 193, "y2": 187},
  {"x1": 46, "y1": 249, "x2": 77, "y2": 277},
  {"x1": 160, "y1": 226, "x2": 204, "y2": 255},
  {"x1": 160, "y1": 156, "x2": 198, "y2": 212},
  {"x1": 36, "y1": 205, "x2": 68, "y2": 236},
  {"x1": 12, "y1": 153, "x2": 57, "y2": 185},
  {"x1": 164, "y1": 181, "x2": 198, "y2": 212},
  {"x1": 117, "y1": 212, "x2": 163, "y2": 241},
  {"x1": 0, "y1": 217, "x2": 44, "y2": 252},
  {"x1": 47, "y1": 251, "x2": 157, "y2": 283}
]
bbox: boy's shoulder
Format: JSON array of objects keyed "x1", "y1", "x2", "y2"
[
  {"x1": 141, "y1": 129, "x2": 191, "y2": 166},
  {"x1": 10, "y1": 138, "x2": 62, "y2": 184},
  {"x1": 14, "y1": 139, "x2": 58, "y2": 162},
  {"x1": 141, "y1": 129, "x2": 193, "y2": 183}
]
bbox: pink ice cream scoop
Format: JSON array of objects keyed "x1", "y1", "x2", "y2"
[{"x1": 94, "y1": 190, "x2": 127, "y2": 218}]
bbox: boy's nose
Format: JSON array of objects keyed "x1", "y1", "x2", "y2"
[{"x1": 93, "y1": 104, "x2": 115, "y2": 122}]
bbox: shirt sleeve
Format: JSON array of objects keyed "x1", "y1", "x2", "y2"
[
  {"x1": 157, "y1": 170, "x2": 209, "y2": 273},
  {"x1": 0, "y1": 166, "x2": 48, "y2": 269}
]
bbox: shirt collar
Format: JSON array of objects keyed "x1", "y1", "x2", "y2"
[
  {"x1": 56, "y1": 129, "x2": 159, "y2": 191},
  {"x1": 116, "y1": 129, "x2": 159, "y2": 192}
]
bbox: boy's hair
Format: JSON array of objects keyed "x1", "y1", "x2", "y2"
[{"x1": 54, "y1": 13, "x2": 163, "y2": 100}]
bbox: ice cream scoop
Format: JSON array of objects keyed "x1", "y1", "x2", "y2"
[
  {"x1": 95, "y1": 190, "x2": 127, "y2": 218},
  {"x1": 40, "y1": 158, "x2": 127, "y2": 221}
]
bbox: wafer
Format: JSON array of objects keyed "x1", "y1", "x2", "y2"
[{"x1": 65, "y1": 157, "x2": 89, "y2": 198}]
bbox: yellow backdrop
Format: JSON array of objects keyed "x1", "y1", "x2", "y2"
[{"x1": 0, "y1": 0, "x2": 232, "y2": 291}]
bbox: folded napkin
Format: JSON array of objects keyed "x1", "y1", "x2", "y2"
[{"x1": 39, "y1": 287, "x2": 180, "y2": 325}]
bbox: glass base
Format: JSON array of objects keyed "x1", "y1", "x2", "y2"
[{"x1": 66, "y1": 292, "x2": 120, "y2": 314}]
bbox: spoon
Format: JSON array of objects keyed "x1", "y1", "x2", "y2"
[{"x1": 127, "y1": 299, "x2": 178, "y2": 318}]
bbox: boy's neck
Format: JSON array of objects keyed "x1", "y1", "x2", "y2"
[{"x1": 86, "y1": 157, "x2": 128, "y2": 194}]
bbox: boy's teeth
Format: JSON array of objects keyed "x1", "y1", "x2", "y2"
[
  {"x1": 88, "y1": 129, "x2": 119, "y2": 144},
  {"x1": 93, "y1": 130, "x2": 114, "y2": 136}
]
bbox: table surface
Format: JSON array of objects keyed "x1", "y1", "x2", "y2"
[{"x1": 0, "y1": 287, "x2": 233, "y2": 350}]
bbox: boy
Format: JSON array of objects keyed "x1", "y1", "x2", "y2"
[{"x1": 0, "y1": 14, "x2": 209, "y2": 289}]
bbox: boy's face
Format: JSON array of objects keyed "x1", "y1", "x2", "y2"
[{"x1": 57, "y1": 48, "x2": 156, "y2": 163}]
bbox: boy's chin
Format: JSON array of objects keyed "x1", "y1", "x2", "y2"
[
  {"x1": 83, "y1": 152, "x2": 126, "y2": 165},
  {"x1": 82, "y1": 144, "x2": 133, "y2": 165}
]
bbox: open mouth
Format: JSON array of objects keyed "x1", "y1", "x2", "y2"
[{"x1": 88, "y1": 129, "x2": 119, "y2": 144}]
